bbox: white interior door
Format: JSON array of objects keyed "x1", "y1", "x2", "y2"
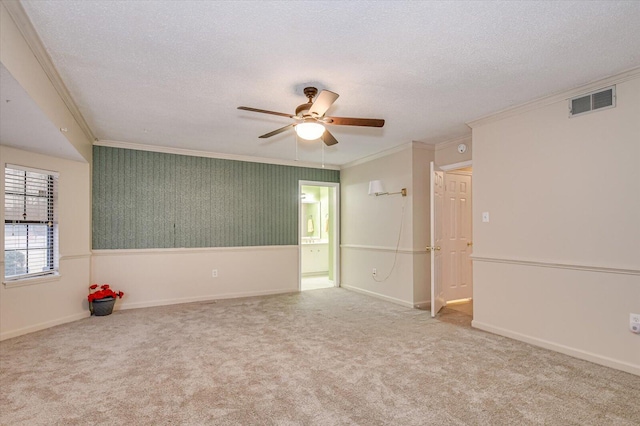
[
  {"x1": 443, "y1": 171, "x2": 473, "y2": 301},
  {"x1": 430, "y1": 162, "x2": 445, "y2": 317}
]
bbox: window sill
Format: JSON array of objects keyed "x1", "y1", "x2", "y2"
[{"x1": 3, "y1": 274, "x2": 62, "y2": 289}]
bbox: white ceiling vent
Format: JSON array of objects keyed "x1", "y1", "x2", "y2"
[{"x1": 569, "y1": 86, "x2": 616, "y2": 117}]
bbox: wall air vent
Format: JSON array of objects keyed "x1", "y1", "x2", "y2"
[{"x1": 569, "y1": 86, "x2": 615, "y2": 117}]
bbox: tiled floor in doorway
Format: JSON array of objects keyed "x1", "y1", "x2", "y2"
[{"x1": 301, "y1": 275, "x2": 334, "y2": 291}]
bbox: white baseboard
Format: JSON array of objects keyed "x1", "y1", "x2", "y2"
[
  {"x1": 0, "y1": 311, "x2": 89, "y2": 341},
  {"x1": 413, "y1": 300, "x2": 431, "y2": 310},
  {"x1": 472, "y1": 320, "x2": 640, "y2": 376},
  {"x1": 341, "y1": 284, "x2": 414, "y2": 308},
  {"x1": 118, "y1": 287, "x2": 298, "y2": 311}
]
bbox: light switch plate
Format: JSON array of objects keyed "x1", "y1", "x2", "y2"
[{"x1": 482, "y1": 212, "x2": 490, "y2": 223}]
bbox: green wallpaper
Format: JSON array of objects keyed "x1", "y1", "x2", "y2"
[{"x1": 92, "y1": 146, "x2": 339, "y2": 249}]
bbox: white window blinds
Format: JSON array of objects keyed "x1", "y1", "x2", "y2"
[{"x1": 4, "y1": 165, "x2": 59, "y2": 280}]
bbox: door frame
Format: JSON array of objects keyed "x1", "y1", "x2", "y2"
[
  {"x1": 431, "y1": 160, "x2": 473, "y2": 316},
  {"x1": 298, "y1": 180, "x2": 340, "y2": 290},
  {"x1": 440, "y1": 160, "x2": 472, "y2": 172},
  {"x1": 430, "y1": 162, "x2": 445, "y2": 317}
]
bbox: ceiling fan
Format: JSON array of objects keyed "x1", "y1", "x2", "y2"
[{"x1": 238, "y1": 87, "x2": 384, "y2": 146}]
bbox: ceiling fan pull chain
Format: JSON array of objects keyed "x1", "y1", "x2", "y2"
[
  {"x1": 321, "y1": 139, "x2": 325, "y2": 168},
  {"x1": 295, "y1": 132, "x2": 299, "y2": 161}
]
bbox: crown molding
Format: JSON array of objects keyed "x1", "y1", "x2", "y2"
[
  {"x1": 341, "y1": 142, "x2": 412, "y2": 169},
  {"x1": 467, "y1": 66, "x2": 640, "y2": 129},
  {"x1": 412, "y1": 140, "x2": 436, "y2": 151},
  {"x1": 342, "y1": 141, "x2": 433, "y2": 169},
  {"x1": 435, "y1": 135, "x2": 472, "y2": 150},
  {"x1": 94, "y1": 140, "x2": 341, "y2": 170},
  {"x1": 2, "y1": 0, "x2": 96, "y2": 143}
]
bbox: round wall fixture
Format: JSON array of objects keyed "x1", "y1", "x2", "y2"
[{"x1": 457, "y1": 143, "x2": 467, "y2": 154}]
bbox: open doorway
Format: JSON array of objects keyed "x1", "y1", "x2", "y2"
[
  {"x1": 431, "y1": 164, "x2": 473, "y2": 320},
  {"x1": 299, "y1": 182, "x2": 339, "y2": 291},
  {"x1": 442, "y1": 167, "x2": 473, "y2": 304}
]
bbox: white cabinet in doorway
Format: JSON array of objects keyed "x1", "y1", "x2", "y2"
[{"x1": 301, "y1": 242, "x2": 329, "y2": 275}]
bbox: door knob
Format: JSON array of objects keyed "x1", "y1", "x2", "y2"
[
  {"x1": 467, "y1": 242, "x2": 473, "y2": 246},
  {"x1": 426, "y1": 246, "x2": 441, "y2": 252}
]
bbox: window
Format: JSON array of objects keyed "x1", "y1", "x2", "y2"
[{"x1": 4, "y1": 165, "x2": 58, "y2": 280}]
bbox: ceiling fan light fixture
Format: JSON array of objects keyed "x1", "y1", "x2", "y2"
[
  {"x1": 238, "y1": 86, "x2": 384, "y2": 146},
  {"x1": 295, "y1": 120, "x2": 325, "y2": 140}
]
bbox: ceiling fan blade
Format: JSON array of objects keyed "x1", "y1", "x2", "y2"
[
  {"x1": 259, "y1": 124, "x2": 294, "y2": 138},
  {"x1": 322, "y1": 129, "x2": 339, "y2": 146},
  {"x1": 309, "y1": 90, "x2": 339, "y2": 117},
  {"x1": 325, "y1": 116, "x2": 385, "y2": 127},
  {"x1": 238, "y1": 106, "x2": 294, "y2": 119}
]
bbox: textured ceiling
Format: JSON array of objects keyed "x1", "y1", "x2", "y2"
[{"x1": 15, "y1": 0, "x2": 640, "y2": 165}]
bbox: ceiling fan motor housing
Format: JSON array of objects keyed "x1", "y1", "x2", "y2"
[
  {"x1": 296, "y1": 87, "x2": 318, "y2": 117},
  {"x1": 303, "y1": 87, "x2": 318, "y2": 100}
]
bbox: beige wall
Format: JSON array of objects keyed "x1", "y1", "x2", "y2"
[
  {"x1": 0, "y1": 146, "x2": 91, "y2": 340},
  {"x1": 91, "y1": 246, "x2": 298, "y2": 310},
  {"x1": 435, "y1": 136, "x2": 472, "y2": 168},
  {"x1": 341, "y1": 143, "x2": 434, "y2": 306},
  {"x1": 0, "y1": 4, "x2": 94, "y2": 340},
  {"x1": 412, "y1": 146, "x2": 432, "y2": 305},
  {"x1": 471, "y1": 76, "x2": 640, "y2": 375}
]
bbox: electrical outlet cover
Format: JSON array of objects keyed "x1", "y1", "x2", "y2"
[{"x1": 631, "y1": 314, "x2": 640, "y2": 334}]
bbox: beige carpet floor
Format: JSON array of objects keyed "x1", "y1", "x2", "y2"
[{"x1": 1, "y1": 288, "x2": 638, "y2": 425}]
